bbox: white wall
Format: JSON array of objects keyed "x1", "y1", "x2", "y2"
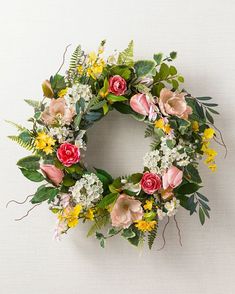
[{"x1": 0, "y1": 0, "x2": 235, "y2": 293}]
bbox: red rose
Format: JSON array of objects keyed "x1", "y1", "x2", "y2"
[
  {"x1": 141, "y1": 172, "x2": 162, "y2": 194},
  {"x1": 108, "y1": 75, "x2": 127, "y2": 96},
  {"x1": 57, "y1": 143, "x2": 80, "y2": 167}
]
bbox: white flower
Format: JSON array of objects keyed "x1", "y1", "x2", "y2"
[
  {"x1": 70, "y1": 173, "x2": 103, "y2": 207},
  {"x1": 164, "y1": 197, "x2": 180, "y2": 217},
  {"x1": 65, "y1": 83, "x2": 92, "y2": 105},
  {"x1": 143, "y1": 150, "x2": 161, "y2": 173},
  {"x1": 75, "y1": 130, "x2": 87, "y2": 150},
  {"x1": 157, "y1": 209, "x2": 166, "y2": 220},
  {"x1": 49, "y1": 127, "x2": 72, "y2": 143}
]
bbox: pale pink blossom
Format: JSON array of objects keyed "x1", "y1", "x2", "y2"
[
  {"x1": 40, "y1": 164, "x2": 64, "y2": 186},
  {"x1": 130, "y1": 93, "x2": 157, "y2": 118},
  {"x1": 110, "y1": 194, "x2": 143, "y2": 228},
  {"x1": 162, "y1": 166, "x2": 183, "y2": 190},
  {"x1": 158, "y1": 88, "x2": 192, "y2": 120}
]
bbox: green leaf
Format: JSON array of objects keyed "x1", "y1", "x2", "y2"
[
  {"x1": 74, "y1": 114, "x2": 82, "y2": 128},
  {"x1": 90, "y1": 100, "x2": 107, "y2": 110},
  {"x1": 95, "y1": 168, "x2": 113, "y2": 183},
  {"x1": 18, "y1": 131, "x2": 32, "y2": 143},
  {"x1": 202, "y1": 102, "x2": 218, "y2": 107},
  {"x1": 184, "y1": 164, "x2": 202, "y2": 184},
  {"x1": 205, "y1": 110, "x2": 214, "y2": 124},
  {"x1": 199, "y1": 207, "x2": 205, "y2": 225},
  {"x1": 153, "y1": 53, "x2": 163, "y2": 65},
  {"x1": 62, "y1": 175, "x2": 76, "y2": 187},
  {"x1": 24, "y1": 99, "x2": 41, "y2": 109},
  {"x1": 117, "y1": 40, "x2": 134, "y2": 67},
  {"x1": 171, "y1": 79, "x2": 179, "y2": 90},
  {"x1": 196, "y1": 192, "x2": 209, "y2": 202},
  {"x1": 170, "y1": 51, "x2": 177, "y2": 59},
  {"x1": 159, "y1": 63, "x2": 170, "y2": 80},
  {"x1": 97, "y1": 193, "x2": 118, "y2": 208},
  {"x1": 20, "y1": 168, "x2": 44, "y2": 182},
  {"x1": 103, "y1": 102, "x2": 109, "y2": 115},
  {"x1": 178, "y1": 76, "x2": 184, "y2": 83},
  {"x1": 148, "y1": 226, "x2": 157, "y2": 249},
  {"x1": 121, "y1": 228, "x2": 136, "y2": 239},
  {"x1": 169, "y1": 65, "x2": 177, "y2": 75},
  {"x1": 110, "y1": 65, "x2": 132, "y2": 80},
  {"x1": 50, "y1": 74, "x2": 66, "y2": 95},
  {"x1": 31, "y1": 186, "x2": 59, "y2": 204},
  {"x1": 196, "y1": 96, "x2": 212, "y2": 101},
  {"x1": 107, "y1": 94, "x2": 128, "y2": 102},
  {"x1": 100, "y1": 238, "x2": 106, "y2": 248},
  {"x1": 134, "y1": 60, "x2": 155, "y2": 77},
  {"x1": 87, "y1": 213, "x2": 109, "y2": 237},
  {"x1": 128, "y1": 173, "x2": 142, "y2": 184},
  {"x1": 113, "y1": 102, "x2": 135, "y2": 114},
  {"x1": 127, "y1": 227, "x2": 141, "y2": 247},
  {"x1": 207, "y1": 107, "x2": 219, "y2": 115},
  {"x1": 17, "y1": 155, "x2": 40, "y2": 170},
  {"x1": 176, "y1": 183, "x2": 201, "y2": 195},
  {"x1": 151, "y1": 82, "x2": 165, "y2": 97},
  {"x1": 84, "y1": 111, "x2": 103, "y2": 122}
]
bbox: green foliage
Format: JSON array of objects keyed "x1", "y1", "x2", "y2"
[
  {"x1": 87, "y1": 212, "x2": 110, "y2": 237},
  {"x1": 134, "y1": 60, "x2": 155, "y2": 77},
  {"x1": 184, "y1": 164, "x2": 202, "y2": 184},
  {"x1": 95, "y1": 168, "x2": 113, "y2": 193},
  {"x1": 17, "y1": 155, "x2": 40, "y2": 170},
  {"x1": 121, "y1": 227, "x2": 136, "y2": 239},
  {"x1": 176, "y1": 182, "x2": 201, "y2": 195},
  {"x1": 31, "y1": 186, "x2": 59, "y2": 204},
  {"x1": 20, "y1": 168, "x2": 44, "y2": 182},
  {"x1": 69, "y1": 45, "x2": 83, "y2": 74},
  {"x1": 50, "y1": 74, "x2": 66, "y2": 96},
  {"x1": 117, "y1": 40, "x2": 134, "y2": 67},
  {"x1": 110, "y1": 65, "x2": 132, "y2": 80},
  {"x1": 24, "y1": 99, "x2": 41, "y2": 109},
  {"x1": 62, "y1": 175, "x2": 76, "y2": 187},
  {"x1": 153, "y1": 53, "x2": 163, "y2": 65},
  {"x1": 148, "y1": 226, "x2": 157, "y2": 249},
  {"x1": 97, "y1": 193, "x2": 118, "y2": 208},
  {"x1": 145, "y1": 124, "x2": 154, "y2": 138},
  {"x1": 107, "y1": 94, "x2": 128, "y2": 102},
  {"x1": 5, "y1": 120, "x2": 26, "y2": 132},
  {"x1": 8, "y1": 135, "x2": 35, "y2": 151}
]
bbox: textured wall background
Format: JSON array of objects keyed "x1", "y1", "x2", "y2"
[{"x1": 0, "y1": 0, "x2": 235, "y2": 293}]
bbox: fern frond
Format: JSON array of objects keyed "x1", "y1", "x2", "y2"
[
  {"x1": 8, "y1": 135, "x2": 35, "y2": 151},
  {"x1": 145, "y1": 124, "x2": 154, "y2": 138},
  {"x1": 24, "y1": 99, "x2": 41, "y2": 109},
  {"x1": 150, "y1": 138, "x2": 161, "y2": 150},
  {"x1": 117, "y1": 40, "x2": 134, "y2": 67},
  {"x1": 69, "y1": 45, "x2": 83, "y2": 73},
  {"x1": 87, "y1": 96, "x2": 100, "y2": 109},
  {"x1": 148, "y1": 226, "x2": 158, "y2": 249},
  {"x1": 5, "y1": 120, "x2": 26, "y2": 132},
  {"x1": 87, "y1": 214, "x2": 110, "y2": 237}
]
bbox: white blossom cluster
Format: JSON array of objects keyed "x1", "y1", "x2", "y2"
[
  {"x1": 157, "y1": 197, "x2": 180, "y2": 219},
  {"x1": 69, "y1": 173, "x2": 103, "y2": 207},
  {"x1": 65, "y1": 83, "x2": 93, "y2": 105},
  {"x1": 49, "y1": 127, "x2": 73, "y2": 143},
  {"x1": 143, "y1": 137, "x2": 191, "y2": 174}
]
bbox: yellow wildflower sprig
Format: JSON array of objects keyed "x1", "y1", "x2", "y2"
[
  {"x1": 155, "y1": 118, "x2": 172, "y2": 134},
  {"x1": 201, "y1": 128, "x2": 217, "y2": 172},
  {"x1": 34, "y1": 131, "x2": 56, "y2": 155}
]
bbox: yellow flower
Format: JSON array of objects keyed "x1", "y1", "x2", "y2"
[
  {"x1": 205, "y1": 148, "x2": 217, "y2": 157},
  {"x1": 155, "y1": 118, "x2": 171, "y2": 134},
  {"x1": 203, "y1": 128, "x2": 215, "y2": 140},
  {"x1": 98, "y1": 46, "x2": 104, "y2": 55},
  {"x1": 85, "y1": 208, "x2": 95, "y2": 221},
  {"x1": 35, "y1": 131, "x2": 55, "y2": 154},
  {"x1": 59, "y1": 204, "x2": 82, "y2": 228},
  {"x1": 208, "y1": 164, "x2": 217, "y2": 172},
  {"x1": 144, "y1": 200, "x2": 153, "y2": 211},
  {"x1": 135, "y1": 220, "x2": 157, "y2": 232},
  {"x1": 88, "y1": 51, "x2": 97, "y2": 64},
  {"x1": 77, "y1": 65, "x2": 83, "y2": 75},
  {"x1": 192, "y1": 121, "x2": 199, "y2": 132},
  {"x1": 58, "y1": 88, "x2": 68, "y2": 97},
  {"x1": 201, "y1": 141, "x2": 210, "y2": 153}
]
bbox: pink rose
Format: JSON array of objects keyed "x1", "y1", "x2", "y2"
[
  {"x1": 40, "y1": 164, "x2": 64, "y2": 186},
  {"x1": 162, "y1": 166, "x2": 183, "y2": 190},
  {"x1": 108, "y1": 75, "x2": 127, "y2": 96},
  {"x1": 141, "y1": 172, "x2": 162, "y2": 194},
  {"x1": 111, "y1": 194, "x2": 143, "y2": 228},
  {"x1": 158, "y1": 88, "x2": 192, "y2": 120},
  {"x1": 130, "y1": 93, "x2": 157, "y2": 118},
  {"x1": 42, "y1": 97, "x2": 75, "y2": 125},
  {"x1": 57, "y1": 143, "x2": 80, "y2": 167}
]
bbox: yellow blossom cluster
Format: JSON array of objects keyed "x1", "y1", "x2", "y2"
[
  {"x1": 155, "y1": 118, "x2": 171, "y2": 134},
  {"x1": 135, "y1": 220, "x2": 157, "y2": 232},
  {"x1": 192, "y1": 120, "x2": 199, "y2": 132},
  {"x1": 35, "y1": 131, "x2": 56, "y2": 154},
  {"x1": 144, "y1": 200, "x2": 153, "y2": 211},
  {"x1": 201, "y1": 128, "x2": 217, "y2": 172},
  {"x1": 58, "y1": 204, "x2": 82, "y2": 228},
  {"x1": 58, "y1": 88, "x2": 68, "y2": 97},
  {"x1": 87, "y1": 51, "x2": 105, "y2": 80},
  {"x1": 85, "y1": 208, "x2": 95, "y2": 221}
]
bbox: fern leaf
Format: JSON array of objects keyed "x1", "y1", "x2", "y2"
[
  {"x1": 5, "y1": 120, "x2": 26, "y2": 132},
  {"x1": 145, "y1": 124, "x2": 154, "y2": 138},
  {"x1": 8, "y1": 135, "x2": 35, "y2": 151},
  {"x1": 24, "y1": 99, "x2": 41, "y2": 109},
  {"x1": 69, "y1": 45, "x2": 83, "y2": 73},
  {"x1": 117, "y1": 40, "x2": 134, "y2": 66},
  {"x1": 150, "y1": 138, "x2": 161, "y2": 150},
  {"x1": 87, "y1": 214, "x2": 109, "y2": 237},
  {"x1": 148, "y1": 226, "x2": 158, "y2": 249}
]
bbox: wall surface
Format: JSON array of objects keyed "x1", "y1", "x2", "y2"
[{"x1": 0, "y1": 0, "x2": 235, "y2": 293}]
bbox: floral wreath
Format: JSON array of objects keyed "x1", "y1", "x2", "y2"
[{"x1": 7, "y1": 41, "x2": 225, "y2": 249}]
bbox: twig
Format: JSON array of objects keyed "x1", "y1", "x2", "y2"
[
  {"x1": 14, "y1": 204, "x2": 41, "y2": 221},
  {"x1": 55, "y1": 44, "x2": 71, "y2": 75},
  {"x1": 210, "y1": 123, "x2": 228, "y2": 158},
  {"x1": 6, "y1": 195, "x2": 33, "y2": 208},
  {"x1": 174, "y1": 215, "x2": 182, "y2": 247},
  {"x1": 157, "y1": 216, "x2": 170, "y2": 251}
]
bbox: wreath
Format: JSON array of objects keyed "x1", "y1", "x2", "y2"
[{"x1": 7, "y1": 41, "x2": 225, "y2": 249}]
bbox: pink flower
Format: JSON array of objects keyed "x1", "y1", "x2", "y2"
[
  {"x1": 130, "y1": 93, "x2": 157, "y2": 118},
  {"x1": 141, "y1": 172, "x2": 162, "y2": 194},
  {"x1": 111, "y1": 194, "x2": 143, "y2": 228},
  {"x1": 108, "y1": 75, "x2": 127, "y2": 96},
  {"x1": 42, "y1": 97, "x2": 75, "y2": 125},
  {"x1": 162, "y1": 166, "x2": 183, "y2": 190},
  {"x1": 158, "y1": 88, "x2": 192, "y2": 120},
  {"x1": 57, "y1": 143, "x2": 80, "y2": 167},
  {"x1": 40, "y1": 164, "x2": 64, "y2": 186}
]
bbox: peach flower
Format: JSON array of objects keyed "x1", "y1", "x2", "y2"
[
  {"x1": 162, "y1": 166, "x2": 183, "y2": 190},
  {"x1": 42, "y1": 97, "x2": 75, "y2": 125},
  {"x1": 110, "y1": 194, "x2": 143, "y2": 228},
  {"x1": 40, "y1": 164, "x2": 64, "y2": 186},
  {"x1": 130, "y1": 93, "x2": 158, "y2": 119},
  {"x1": 158, "y1": 88, "x2": 192, "y2": 119}
]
